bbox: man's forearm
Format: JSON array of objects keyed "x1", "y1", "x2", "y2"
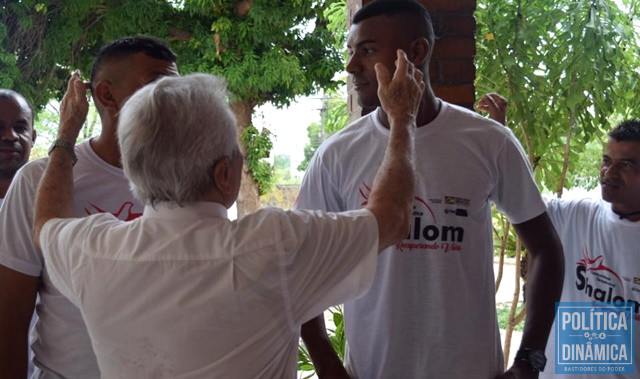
[
  {"x1": 300, "y1": 315, "x2": 349, "y2": 377},
  {"x1": 33, "y1": 72, "x2": 88, "y2": 249},
  {"x1": 366, "y1": 51, "x2": 422, "y2": 249},
  {"x1": 0, "y1": 265, "x2": 38, "y2": 377},
  {"x1": 513, "y1": 213, "x2": 564, "y2": 350},
  {"x1": 33, "y1": 146, "x2": 75, "y2": 250},
  {"x1": 520, "y1": 246, "x2": 564, "y2": 350}
]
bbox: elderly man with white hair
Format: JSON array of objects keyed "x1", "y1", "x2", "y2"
[{"x1": 32, "y1": 49, "x2": 423, "y2": 378}]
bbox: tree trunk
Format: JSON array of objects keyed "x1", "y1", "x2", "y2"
[
  {"x1": 556, "y1": 110, "x2": 575, "y2": 198},
  {"x1": 231, "y1": 100, "x2": 260, "y2": 218},
  {"x1": 494, "y1": 215, "x2": 511, "y2": 294}
]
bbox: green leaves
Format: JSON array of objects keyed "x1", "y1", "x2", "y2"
[
  {"x1": 476, "y1": 0, "x2": 640, "y2": 194},
  {"x1": 242, "y1": 124, "x2": 274, "y2": 196}
]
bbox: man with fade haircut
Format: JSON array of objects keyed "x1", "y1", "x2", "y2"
[
  {"x1": 539, "y1": 120, "x2": 640, "y2": 378},
  {"x1": 297, "y1": 0, "x2": 564, "y2": 378},
  {"x1": 0, "y1": 89, "x2": 36, "y2": 205},
  {"x1": 32, "y1": 49, "x2": 423, "y2": 377},
  {"x1": 0, "y1": 35, "x2": 178, "y2": 378}
]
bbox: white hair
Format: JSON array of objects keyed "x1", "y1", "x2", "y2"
[{"x1": 117, "y1": 73, "x2": 239, "y2": 206}]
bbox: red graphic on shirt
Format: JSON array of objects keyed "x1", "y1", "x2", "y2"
[
  {"x1": 85, "y1": 201, "x2": 142, "y2": 221},
  {"x1": 577, "y1": 247, "x2": 623, "y2": 286},
  {"x1": 358, "y1": 181, "x2": 436, "y2": 222}
]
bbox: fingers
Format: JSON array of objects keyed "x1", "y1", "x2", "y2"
[
  {"x1": 414, "y1": 70, "x2": 425, "y2": 91},
  {"x1": 58, "y1": 70, "x2": 90, "y2": 140},
  {"x1": 393, "y1": 49, "x2": 408, "y2": 80},
  {"x1": 374, "y1": 62, "x2": 391, "y2": 90},
  {"x1": 485, "y1": 94, "x2": 499, "y2": 110}
]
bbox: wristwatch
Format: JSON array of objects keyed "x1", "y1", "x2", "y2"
[
  {"x1": 48, "y1": 139, "x2": 78, "y2": 166},
  {"x1": 515, "y1": 347, "x2": 546, "y2": 372}
]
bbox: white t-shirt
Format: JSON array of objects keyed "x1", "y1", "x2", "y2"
[
  {"x1": 541, "y1": 198, "x2": 640, "y2": 378},
  {"x1": 39, "y1": 202, "x2": 378, "y2": 378},
  {"x1": 0, "y1": 140, "x2": 143, "y2": 378},
  {"x1": 296, "y1": 102, "x2": 547, "y2": 379}
]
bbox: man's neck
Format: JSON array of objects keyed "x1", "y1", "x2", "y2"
[
  {"x1": 378, "y1": 89, "x2": 440, "y2": 128},
  {"x1": 0, "y1": 178, "x2": 10, "y2": 199},
  {"x1": 90, "y1": 132, "x2": 122, "y2": 168},
  {"x1": 611, "y1": 204, "x2": 640, "y2": 222}
]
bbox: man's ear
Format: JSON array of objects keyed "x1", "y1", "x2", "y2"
[
  {"x1": 410, "y1": 37, "x2": 429, "y2": 67},
  {"x1": 31, "y1": 128, "x2": 37, "y2": 145},
  {"x1": 212, "y1": 157, "x2": 232, "y2": 194},
  {"x1": 94, "y1": 80, "x2": 119, "y2": 113}
]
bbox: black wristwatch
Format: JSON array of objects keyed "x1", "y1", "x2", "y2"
[{"x1": 515, "y1": 347, "x2": 546, "y2": 372}]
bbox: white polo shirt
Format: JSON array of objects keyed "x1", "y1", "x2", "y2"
[{"x1": 40, "y1": 202, "x2": 379, "y2": 378}]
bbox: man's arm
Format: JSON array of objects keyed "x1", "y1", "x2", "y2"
[
  {"x1": 301, "y1": 50, "x2": 424, "y2": 378},
  {"x1": 0, "y1": 265, "x2": 38, "y2": 378},
  {"x1": 364, "y1": 50, "x2": 422, "y2": 249},
  {"x1": 33, "y1": 72, "x2": 88, "y2": 250},
  {"x1": 500, "y1": 212, "x2": 564, "y2": 378}
]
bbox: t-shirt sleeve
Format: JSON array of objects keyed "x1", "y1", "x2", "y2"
[
  {"x1": 0, "y1": 163, "x2": 44, "y2": 276},
  {"x1": 545, "y1": 198, "x2": 566, "y2": 234},
  {"x1": 40, "y1": 213, "x2": 117, "y2": 307},
  {"x1": 491, "y1": 130, "x2": 546, "y2": 224},
  {"x1": 278, "y1": 209, "x2": 379, "y2": 325},
  {"x1": 295, "y1": 149, "x2": 343, "y2": 212}
]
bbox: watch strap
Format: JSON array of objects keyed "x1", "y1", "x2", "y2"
[
  {"x1": 48, "y1": 139, "x2": 78, "y2": 166},
  {"x1": 515, "y1": 347, "x2": 547, "y2": 372}
]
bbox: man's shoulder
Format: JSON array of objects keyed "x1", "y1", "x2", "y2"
[
  {"x1": 443, "y1": 101, "x2": 507, "y2": 129},
  {"x1": 17, "y1": 156, "x2": 48, "y2": 181},
  {"x1": 316, "y1": 112, "x2": 378, "y2": 153},
  {"x1": 546, "y1": 197, "x2": 604, "y2": 220}
]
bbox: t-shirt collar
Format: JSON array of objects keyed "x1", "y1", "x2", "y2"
[
  {"x1": 371, "y1": 99, "x2": 448, "y2": 137},
  {"x1": 143, "y1": 201, "x2": 228, "y2": 221}
]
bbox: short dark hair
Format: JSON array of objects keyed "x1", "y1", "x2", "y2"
[
  {"x1": 609, "y1": 119, "x2": 640, "y2": 142},
  {"x1": 90, "y1": 35, "x2": 177, "y2": 88},
  {"x1": 0, "y1": 89, "x2": 35, "y2": 126},
  {"x1": 352, "y1": 0, "x2": 434, "y2": 45}
]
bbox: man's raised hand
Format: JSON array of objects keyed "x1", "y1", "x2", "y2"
[
  {"x1": 374, "y1": 49, "x2": 425, "y2": 124},
  {"x1": 58, "y1": 70, "x2": 90, "y2": 141}
]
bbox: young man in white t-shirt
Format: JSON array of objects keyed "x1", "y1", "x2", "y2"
[
  {"x1": 297, "y1": 1, "x2": 564, "y2": 378},
  {"x1": 0, "y1": 89, "x2": 36, "y2": 206},
  {"x1": 31, "y1": 51, "x2": 423, "y2": 377},
  {"x1": 0, "y1": 36, "x2": 179, "y2": 378}
]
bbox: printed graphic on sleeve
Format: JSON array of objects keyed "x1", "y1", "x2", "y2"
[{"x1": 85, "y1": 201, "x2": 142, "y2": 221}]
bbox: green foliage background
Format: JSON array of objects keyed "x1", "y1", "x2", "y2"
[{"x1": 1, "y1": 0, "x2": 344, "y2": 203}]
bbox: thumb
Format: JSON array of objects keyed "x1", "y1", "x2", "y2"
[{"x1": 374, "y1": 62, "x2": 390, "y2": 90}]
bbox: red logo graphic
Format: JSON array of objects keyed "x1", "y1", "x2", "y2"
[
  {"x1": 577, "y1": 247, "x2": 623, "y2": 286},
  {"x1": 358, "y1": 181, "x2": 436, "y2": 222},
  {"x1": 85, "y1": 201, "x2": 142, "y2": 221}
]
